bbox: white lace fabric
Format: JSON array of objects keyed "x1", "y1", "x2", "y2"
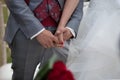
[{"x1": 67, "y1": 0, "x2": 120, "y2": 80}]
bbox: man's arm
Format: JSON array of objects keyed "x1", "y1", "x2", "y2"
[
  {"x1": 5, "y1": 0, "x2": 44, "y2": 39},
  {"x1": 5, "y1": 0, "x2": 59, "y2": 48}
]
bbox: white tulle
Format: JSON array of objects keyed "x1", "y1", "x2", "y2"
[{"x1": 67, "y1": 0, "x2": 120, "y2": 80}]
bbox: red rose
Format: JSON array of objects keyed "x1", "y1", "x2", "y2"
[
  {"x1": 47, "y1": 61, "x2": 75, "y2": 80},
  {"x1": 53, "y1": 61, "x2": 66, "y2": 71}
]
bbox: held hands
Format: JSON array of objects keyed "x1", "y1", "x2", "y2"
[
  {"x1": 36, "y1": 28, "x2": 73, "y2": 48},
  {"x1": 55, "y1": 27, "x2": 73, "y2": 47}
]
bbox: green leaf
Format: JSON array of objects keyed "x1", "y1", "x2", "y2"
[{"x1": 34, "y1": 54, "x2": 58, "y2": 80}]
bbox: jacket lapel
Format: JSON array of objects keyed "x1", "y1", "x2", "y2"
[{"x1": 29, "y1": 0, "x2": 42, "y2": 11}]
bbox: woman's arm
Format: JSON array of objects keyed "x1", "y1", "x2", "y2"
[
  {"x1": 58, "y1": 0, "x2": 79, "y2": 28},
  {"x1": 55, "y1": 0, "x2": 79, "y2": 47}
]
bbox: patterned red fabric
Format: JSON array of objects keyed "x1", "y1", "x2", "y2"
[
  {"x1": 25, "y1": 0, "x2": 61, "y2": 27},
  {"x1": 34, "y1": 0, "x2": 49, "y2": 21},
  {"x1": 47, "y1": 0, "x2": 61, "y2": 22},
  {"x1": 41, "y1": 16, "x2": 58, "y2": 27}
]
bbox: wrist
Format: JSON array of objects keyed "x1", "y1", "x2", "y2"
[
  {"x1": 58, "y1": 23, "x2": 66, "y2": 28},
  {"x1": 30, "y1": 28, "x2": 45, "y2": 39}
]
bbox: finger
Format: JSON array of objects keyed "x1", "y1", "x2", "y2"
[
  {"x1": 63, "y1": 34, "x2": 70, "y2": 41},
  {"x1": 46, "y1": 43, "x2": 53, "y2": 48},
  {"x1": 63, "y1": 28, "x2": 68, "y2": 33},
  {"x1": 58, "y1": 33, "x2": 64, "y2": 43},
  {"x1": 43, "y1": 43, "x2": 48, "y2": 48},
  {"x1": 49, "y1": 40, "x2": 55, "y2": 47},
  {"x1": 55, "y1": 43, "x2": 64, "y2": 47},
  {"x1": 63, "y1": 32, "x2": 67, "y2": 41},
  {"x1": 52, "y1": 36, "x2": 59, "y2": 45},
  {"x1": 47, "y1": 37, "x2": 56, "y2": 48},
  {"x1": 63, "y1": 28, "x2": 72, "y2": 41},
  {"x1": 55, "y1": 30, "x2": 61, "y2": 36},
  {"x1": 38, "y1": 40, "x2": 47, "y2": 48}
]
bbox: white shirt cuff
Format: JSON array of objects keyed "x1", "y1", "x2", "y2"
[
  {"x1": 66, "y1": 27, "x2": 75, "y2": 38},
  {"x1": 30, "y1": 28, "x2": 45, "y2": 39}
]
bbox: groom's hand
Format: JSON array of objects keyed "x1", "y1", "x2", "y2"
[
  {"x1": 63, "y1": 28, "x2": 73, "y2": 41},
  {"x1": 36, "y1": 30, "x2": 59, "y2": 48}
]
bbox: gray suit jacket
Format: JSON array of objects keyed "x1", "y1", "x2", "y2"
[{"x1": 4, "y1": 0, "x2": 83, "y2": 44}]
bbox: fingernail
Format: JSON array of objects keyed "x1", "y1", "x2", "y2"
[{"x1": 59, "y1": 42, "x2": 64, "y2": 45}]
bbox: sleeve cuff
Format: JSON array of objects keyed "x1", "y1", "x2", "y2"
[
  {"x1": 66, "y1": 27, "x2": 75, "y2": 38},
  {"x1": 30, "y1": 28, "x2": 45, "y2": 39}
]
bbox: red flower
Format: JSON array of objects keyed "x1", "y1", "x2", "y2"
[
  {"x1": 47, "y1": 61, "x2": 75, "y2": 80},
  {"x1": 34, "y1": 55, "x2": 75, "y2": 80}
]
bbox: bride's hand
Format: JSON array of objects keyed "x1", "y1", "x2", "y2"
[{"x1": 55, "y1": 28, "x2": 65, "y2": 47}]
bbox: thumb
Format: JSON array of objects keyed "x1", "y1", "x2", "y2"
[{"x1": 55, "y1": 30, "x2": 62, "y2": 36}]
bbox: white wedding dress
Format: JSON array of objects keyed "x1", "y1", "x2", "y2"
[{"x1": 67, "y1": 0, "x2": 120, "y2": 80}]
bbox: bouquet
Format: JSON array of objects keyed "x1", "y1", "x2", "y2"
[{"x1": 34, "y1": 55, "x2": 75, "y2": 80}]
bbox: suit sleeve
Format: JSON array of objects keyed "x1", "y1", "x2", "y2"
[
  {"x1": 66, "y1": 0, "x2": 84, "y2": 38},
  {"x1": 5, "y1": 0, "x2": 44, "y2": 39}
]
